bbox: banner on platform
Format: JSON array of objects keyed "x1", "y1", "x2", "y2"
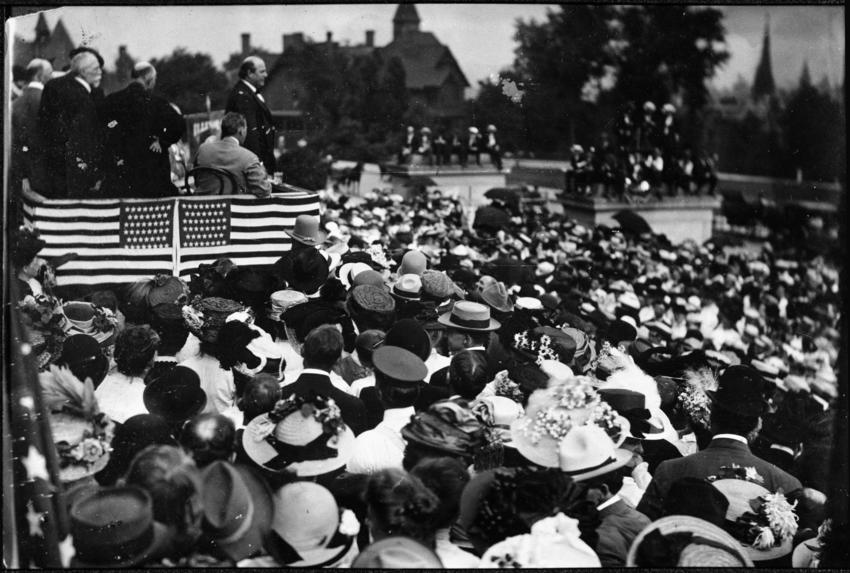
[{"x1": 21, "y1": 190, "x2": 320, "y2": 286}]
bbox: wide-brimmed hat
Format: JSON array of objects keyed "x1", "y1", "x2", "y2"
[
  {"x1": 70, "y1": 486, "x2": 171, "y2": 568},
  {"x1": 201, "y1": 461, "x2": 273, "y2": 562},
  {"x1": 711, "y1": 478, "x2": 797, "y2": 561},
  {"x1": 558, "y1": 424, "x2": 632, "y2": 480},
  {"x1": 438, "y1": 301, "x2": 500, "y2": 332},
  {"x1": 480, "y1": 281, "x2": 514, "y2": 313},
  {"x1": 351, "y1": 536, "x2": 443, "y2": 568},
  {"x1": 510, "y1": 377, "x2": 629, "y2": 468},
  {"x1": 402, "y1": 400, "x2": 489, "y2": 460},
  {"x1": 664, "y1": 477, "x2": 731, "y2": 527},
  {"x1": 242, "y1": 394, "x2": 355, "y2": 476},
  {"x1": 479, "y1": 513, "x2": 601, "y2": 568},
  {"x1": 266, "y1": 482, "x2": 358, "y2": 568},
  {"x1": 61, "y1": 301, "x2": 117, "y2": 347},
  {"x1": 392, "y1": 273, "x2": 422, "y2": 301},
  {"x1": 143, "y1": 366, "x2": 207, "y2": 425},
  {"x1": 284, "y1": 215, "x2": 327, "y2": 246},
  {"x1": 337, "y1": 262, "x2": 373, "y2": 290},
  {"x1": 626, "y1": 515, "x2": 753, "y2": 567},
  {"x1": 373, "y1": 345, "x2": 428, "y2": 383},
  {"x1": 182, "y1": 296, "x2": 245, "y2": 344},
  {"x1": 11, "y1": 226, "x2": 47, "y2": 268},
  {"x1": 56, "y1": 334, "x2": 109, "y2": 384}
]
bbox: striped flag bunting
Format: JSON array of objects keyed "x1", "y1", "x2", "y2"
[{"x1": 21, "y1": 189, "x2": 320, "y2": 287}]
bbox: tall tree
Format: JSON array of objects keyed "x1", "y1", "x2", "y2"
[{"x1": 150, "y1": 48, "x2": 229, "y2": 114}]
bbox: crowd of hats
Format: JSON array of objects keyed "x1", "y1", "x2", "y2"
[{"x1": 12, "y1": 181, "x2": 841, "y2": 568}]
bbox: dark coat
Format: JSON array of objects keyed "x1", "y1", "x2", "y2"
[
  {"x1": 594, "y1": 498, "x2": 652, "y2": 567},
  {"x1": 225, "y1": 80, "x2": 275, "y2": 173},
  {"x1": 11, "y1": 85, "x2": 48, "y2": 192},
  {"x1": 359, "y1": 383, "x2": 451, "y2": 431},
  {"x1": 101, "y1": 83, "x2": 184, "y2": 198},
  {"x1": 280, "y1": 371, "x2": 368, "y2": 436},
  {"x1": 39, "y1": 73, "x2": 105, "y2": 197},
  {"x1": 637, "y1": 437, "x2": 803, "y2": 521}
]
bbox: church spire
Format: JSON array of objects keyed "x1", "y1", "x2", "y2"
[
  {"x1": 34, "y1": 12, "x2": 50, "y2": 43},
  {"x1": 752, "y1": 13, "x2": 776, "y2": 100},
  {"x1": 393, "y1": 4, "x2": 421, "y2": 41},
  {"x1": 799, "y1": 59, "x2": 812, "y2": 88}
]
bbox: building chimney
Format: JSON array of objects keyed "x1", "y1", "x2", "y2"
[
  {"x1": 119, "y1": 45, "x2": 127, "y2": 56},
  {"x1": 241, "y1": 33, "x2": 251, "y2": 55},
  {"x1": 326, "y1": 31, "x2": 333, "y2": 44},
  {"x1": 365, "y1": 30, "x2": 375, "y2": 47}
]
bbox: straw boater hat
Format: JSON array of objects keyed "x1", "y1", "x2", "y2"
[
  {"x1": 438, "y1": 301, "x2": 501, "y2": 332},
  {"x1": 627, "y1": 515, "x2": 753, "y2": 567},
  {"x1": 61, "y1": 301, "x2": 118, "y2": 347},
  {"x1": 284, "y1": 215, "x2": 327, "y2": 246},
  {"x1": 242, "y1": 394, "x2": 355, "y2": 476}
]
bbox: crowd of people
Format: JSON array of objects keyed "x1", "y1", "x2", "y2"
[
  {"x1": 398, "y1": 124, "x2": 503, "y2": 171},
  {"x1": 565, "y1": 101, "x2": 719, "y2": 202},
  {"x1": 11, "y1": 170, "x2": 842, "y2": 567}
]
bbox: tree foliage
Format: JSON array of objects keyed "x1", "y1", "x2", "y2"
[{"x1": 150, "y1": 48, "x2": 229, "y2": 114}]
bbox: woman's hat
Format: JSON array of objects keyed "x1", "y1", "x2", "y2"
[
  {"x1": 438, "y1": 301, "x2": 500, "y2": 332},
  {"x1": 61, "y1": 301, "x2": 117, "y2": 347},
  {"x1": 241, "y1": 394, "x2": 355, "y2": 476},
  {"x1": 182, "y1": 296, "x2": 245, "y2": 344},
  {"x1": 142, "y1": 366, "x2": 207, "y2": 425},
  {"x1": 269, "y1": 289, "x2": 308, "y2": 322},
  {"x1": 392, "y1": 273, "x2": 422, "y2": 301},
  {"x1": 399, "y1": 249, "x2": 427, "y2": 276},
  {"x1": 626, "y1": 515, "x2": 753, "y2": 567},
  {"x1": 201, "y1": 461, "x2": 274, "y2": 562},
  {"x1": 11, "y1": 226, "x2": 47, "y2": 268},
  {"x1": 711, "y1": 478, "x2": 796, "y2": 561},
  {"x1": 284, "y1": 215, "x2": 327, "y2": 246},
  {"x1": 479, "y1": 513, "x2": 601, "y2": 568},
  {"x1": 480, "y1": 281, "x2": 514, "y2": 313},
  {"x1": 510, "y1": 377, "x2": 629, "y2": 468},
  {"x1": 285, "y1": 247, "x2": 330, "y2": 295},
  {"x1": 57, "y1": 334, "x2": 108, "y2": 382},
  {"x1": 351, "y1": 536, "x2": 443, "y2": 568},
  {"x1": 95, "y1": 414, "x2": 176, "y2": 486},
  {"x1": 558, "y1": 424, "x2": 632, "y2": 480},
  {"x1": 421, "y1": 270, "x2": 460, "y2": 300},
  {"x1": 337, "y1": 262, "x2": 373, "y2": 290},
  {"x1": 70, "y1": 486, "x2": 171, "y2": 568},
  {"x1": 267, "y1": 482, "x2": 357, "y2": 568},
  {"x1": 402, "y1": 400, "x2": 489, "y2": 460}
]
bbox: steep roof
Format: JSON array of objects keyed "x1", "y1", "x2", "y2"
[
  {"x1": 752, "y1": 16, "x2": 775, "y2": 100},
  {"x1": 381, "y1": 31, "x2": 469, "y2": 89},
  {"x1": 393, "y1": 4, "x2": 420, "y2": 24}
]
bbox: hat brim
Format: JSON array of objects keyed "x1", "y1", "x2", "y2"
[
  {"x1": 283, "y1": 229, "x2": 328, "y2": 246},
  {"x1": 242, "y1": 416, "x2": 356, "y2": 477},
  {"x1": 626, "y1": 515, "x2": 753, "y2": 567},
  {"x1": 287, "y1": 536, "x2": 356, "y2": 568},
  {"x1": 568, "y1": 447, "x2": 633, "y2": 481},
  {"x1": 59, "y1": 448, "x2": 111, "y2": 482},
  {"x1": 214, "y1": 465, "x2": 275, "y2": 562},
  {"x1": 639, "y1": 409, "x2": 679, "y2": 443},
  {"x1": 437, "y1": 311, "x2": 500, "y2": 332},
  {"x1": 143, "y1": 385, "x2": 208, "y2": 425},
  {"x1": 71, "y1": 521, "x2": 172, "y2": 568}
]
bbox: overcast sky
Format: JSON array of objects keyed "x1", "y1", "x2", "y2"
[{"x1": 9, "y1": 4, "x2": 845, "y2": 91}]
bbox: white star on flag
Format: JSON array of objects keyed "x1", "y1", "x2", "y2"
[
  {"x1": 21, "y1": 445, "x2": 49, "y2": 482},
  {"x1": 26, "y1": 500, "x2": 44, "y2": 537}
]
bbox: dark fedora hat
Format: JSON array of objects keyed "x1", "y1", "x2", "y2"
[
  {"x1": 708, "y1": 364, "x2": 769, "y2": 418},
  {"x1": 201, "y1": 461, "x2": 274, "y2": 562},
  {"x1": 70, "y1": 486, "x2": 170, "y2": 568},
  {"x1": 284, "y1": 214, "x2": 327, "y2": 246},
  {"x1": 143, "y1": 366, "x2": 207, "y2": 425}
]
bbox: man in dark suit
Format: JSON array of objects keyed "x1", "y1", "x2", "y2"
[
  {"x1": 637, "y1": 365, "x2": 803, "y2": 521},
  {"x1": 194, "y1": 112, "x2": 271, "y2": 197},
  {"x1": 39, "y1": 49, "x2": 106, "y2": 197},
  {"x1": 225, "y1": 56, "x2": 275, "y2": 174},
  {"x1": 11, "y1": 58, "x2": 53, "y2": 198},
  {"x1": 279, "y1": 325, "x2": 367, "y2": 436},
  {"x1": 101, "y1": 62, "x2": 185, "y2": 198}
]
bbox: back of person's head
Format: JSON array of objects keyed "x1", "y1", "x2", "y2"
[
  {"x1": 409, "y1": 457, "x2": 470, "y2": 529},
  {"x1": 131, "y1": 61, "x2": 156, "y2": 88},
  {"x1": 26, "y1": 58, "x2": 52, "y2": 83},
  {"x1": 150, "y1": 316, "x2": 190, "y2": 357},
  {"x1": 301, "y1": 324, "x2": 343, "y2": 370},
  {"x1": 365, "y1": 468, "x2": 441, "y2": 545},
  {"x1": 375, "y1": 370, "x2": 420, "y2": 409},
  {"x1": 355, "y1": 329, "x2": 385, "y2": 368},
  {"x1": 238, "y1": 373, "x2": 281, "y2": 423},
  {"x1": 581, "y1": 464, "x2": 633, "y2": 500},
  {"x1": 179, "y1": 413, "x2": 236, "y2": 468},
  {"x1": 220, "y1": 112, "x2": 246, "y2": 139},
  {"x1": 448, "y1": 350, "x2": 489, "y2": 399},
  {"x1": 122, "y1": 445, "x2": 203, "y2": 541},
  {"x1": 114, "y1": 324, "x2": 160, "y2": 377},
  {"x1": 238, "y1": 56, "x2": 259, "y2": 79},
  {"x1": 710, "y1": 405, "x2": 760, "y2": 439},
  {"x1": 69, "y1": 50, "x2": 99, "y2": 73}
]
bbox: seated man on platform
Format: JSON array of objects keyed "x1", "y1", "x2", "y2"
[{"x1": 194, "y1": 112, "x2": 271, "y2": 197}]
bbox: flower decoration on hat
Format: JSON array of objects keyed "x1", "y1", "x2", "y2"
[
  {"x1": 676, "y1": 368, "x2": 718, "y2": 431},
  {"x1": 18, "y1": 294, "x2": 67, "y2": 368},
  {"x1": 479, "y1": 370, "x2": 525, "y2": 403},
  {"x1": 730, "y1": 490, "x2": 799, "y2": 552},
  {"x1": 513, "y1": 331, "x2": 558, "y2": 366},
  {"x1": 258, "y1": 394, "x2": 345, "y2": 439},
  {"x1": 366, "y1": 243, "x2": 393, "y2": 270}
]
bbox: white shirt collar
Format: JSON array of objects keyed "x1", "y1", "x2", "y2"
[
  {"x1": 241, "y1": 79, "x2": 257, "y2": 93},
  {"x1": 465, "y1": 346, "x2": 486, "y2": 352},
  {"x1": 27, "y1": 81, "x2": 44, "y2": 90},
  {"x1": 222, "y1": 136, "x2": 240, "y2": 145},
  {"x1": 301, "y1": 368, "x2": 331, "y2": 378},
  {"x1": 597, "y1": 494, "x2": 622, "y2": 511},
  {"x1": 769, "y1": 444, "x2": 795, "y2": 456},
  {"x1": 712, "y1": 433, "x2": 749, "y2": 445},
  {"x1": 74, "y1": 76, "x2": 92, "y2": 93}
]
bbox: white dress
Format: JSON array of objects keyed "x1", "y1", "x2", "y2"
[
  {"x1": 94, "y1": 372, "x2": 148, "y2": 424},
  {"x1": 179, "y1": 353, "x2": 235, "y2": 414}
]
